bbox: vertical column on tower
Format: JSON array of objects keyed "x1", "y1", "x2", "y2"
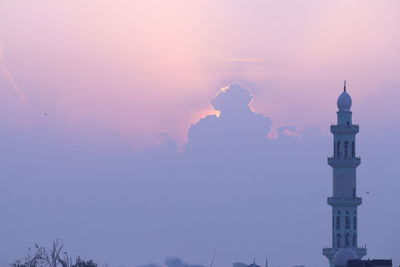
[{"x1": 322, "y1": 83, "x2": 367, "y2": 267}]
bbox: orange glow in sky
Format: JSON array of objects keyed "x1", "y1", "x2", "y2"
[{"x1": 0, "y1": 0, "x2": 399, "y2": 146}]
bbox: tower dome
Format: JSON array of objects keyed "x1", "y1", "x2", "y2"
[
  {"x1": 337, "y1": 81, "x2": 352, "y2": 111},
  {"x1": 333, "y1": 248, "x2": 357, "y2": 267}
]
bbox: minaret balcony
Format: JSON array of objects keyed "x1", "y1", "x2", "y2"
[
  {"x1": 330, "y1": 124, "x2": 359, "y2": 134},
  {"x1": 355, "y1": 246, "x2": 367, "y2": 258},
  {"x1": 328, "y1": 157, "x2": 361, "y2": 167},
  {"x1": 327, "y1": 197, "x2": 362, "y2": 207},
  {"x1": 322, "y1": 246, "x2": 367, "y2": 259},
  {"x1": 322, "y1": 247, "x2": 336, "y2": 259}
]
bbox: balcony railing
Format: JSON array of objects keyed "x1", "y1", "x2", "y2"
[
  {"x1": 329, "y1": 156, "x2": 361, "y2": 160},
  {"x1": 323, "y1": 246, "x2": 367, "y2": 257},
  {"x1": 330, "y1": 124, "x2": 359, "y2": 134},
  {"x1": 330, "y1": 123, "x2": 360, "y2": 127},
  {"x1": 327, "y1": 157, "x2": 361, "y2": 167},
  {"x1": 327, "y1": 197, "x2": 362, "y2": 206}
]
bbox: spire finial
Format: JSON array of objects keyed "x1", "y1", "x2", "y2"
[{"x1": 344, "y1": 80, "x2": 347, "y2": 92}]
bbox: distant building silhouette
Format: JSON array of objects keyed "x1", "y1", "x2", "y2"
[
  {"x1": 347, "y1": 259, "x2": 392, "y2": 267},
  {"x1": 323, "y1": 82, "x2": 367, "y2": 267},
  {"x1": 246, "y1": 261, "x2": 261, "y2": 267},
  {"x1": 234, "y1": 257, "x2": 269, "y2": 267},
  {"x1": 233, "y1": 263, "x2": 248, "y2": 267}
]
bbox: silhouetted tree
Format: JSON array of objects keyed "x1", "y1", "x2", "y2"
[
  {"x1": 10, "y1": 243, "x2": 46, "y2": 267},
  {"x1": 71, "y1": 257, "x2": 97, "y2": 267},
  {"x1": 10, "y1": 240, "x2": 97, "y2": 267},
  {"x1": 43, "y1": 239, "x2": 65, "y2": 267}
]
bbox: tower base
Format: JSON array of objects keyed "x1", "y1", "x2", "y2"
[{"x1": 323, "y1": 247, "x2": 367, "y2": 267}]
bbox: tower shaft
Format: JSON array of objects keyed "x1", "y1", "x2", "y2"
[{"x1": 323, "y1": 86, "x2": 367, "y2": 267}]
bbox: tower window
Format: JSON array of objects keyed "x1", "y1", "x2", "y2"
[
  {"x1": 336, "y1": 216, "x2": 341, "y2": 229},
  {"x1": 353, "y1": 234, "x2": 357, "y2": 247},
  {"x1": 337, "y1": 141, "x2": 341, "y2": 157},
  {"x1": 345, "y1": 217, "x2": 350, "y2": 229},
  {"x1": 353, "y1": 188, "x2": 356, "y2": 197},
  {"x1": 334, "y1": 141, "x2": 336, "y2": 157},
  {"x1": 353, "y1": 217, "x2": 357, "y2": 230},
  {"x1": 352, "y1": 141, "x2": 355, "y2": 157},
  {"x1": 337, "y1": 234, "x2": 341, "y2": 248},
  {"x1": 345, "y1": 233, "x2": 350, "y2": 246},
  {"x1": 344, "y1": 141, "x2": 349, "y2": 157}
]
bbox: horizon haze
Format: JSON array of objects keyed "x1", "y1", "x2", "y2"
[{"x1": 1, "y1": 1, "x2": 399, "y2": 267}]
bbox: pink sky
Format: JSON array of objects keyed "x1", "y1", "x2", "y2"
[
  {"x1": 1, "y1": 2, "x2": 400, "y2": 267},
  {"x1": 1, "y1": 0, "x2": 400, "y2": 146}
]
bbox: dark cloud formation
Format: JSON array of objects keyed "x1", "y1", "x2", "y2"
[
  {"x1": 0, "y1": 83, "x2": 399, "y2": 267},
  {"x1": 210, "y1": 83, "x2": 255, "y2": 114},
  {"x1": 184, "y1": 84, "x2": 273, "y2": 167}
]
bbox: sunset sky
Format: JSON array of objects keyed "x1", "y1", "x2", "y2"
[
  {"x1": 1, "y1": 0, "x2": 399, "y2": 145},
  {"x1": 1, "y1": 1, "x2": 399, "y2": 267}
]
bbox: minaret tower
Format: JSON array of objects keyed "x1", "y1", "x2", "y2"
[{"x1": 322, "y1": 82, "x2": 367, "y2": 267}]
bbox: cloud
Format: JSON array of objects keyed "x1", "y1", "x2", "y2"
[
  {"x1": 210, "y1": 83, "x2": 254, "y2": 113},
  {"x1": 0, "y1": 83, "x2": 329, "y2": 267},
  {"x1": 1, "y1": 83, "x2": 399, "y2": 267},
  {"x1": 184, "y1": 84, "x2": 273, "y2": 166}
]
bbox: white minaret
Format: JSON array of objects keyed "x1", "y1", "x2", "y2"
[{"x1": 322, "y1": 82, "x2": 367, "y2": 267}]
